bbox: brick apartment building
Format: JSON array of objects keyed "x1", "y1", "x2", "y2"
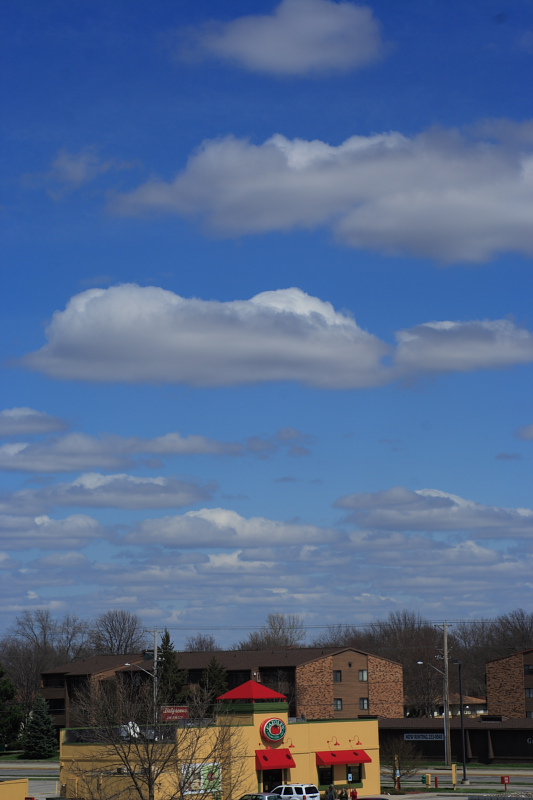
[
  {"x1": 41, "y1": 646, "x2": 404, "y2": 733},
  {"x1": 486, "y1": 648, "x2": 533, "y2": 718}
]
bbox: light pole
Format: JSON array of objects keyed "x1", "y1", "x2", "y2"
[
  {"x1": 453, "y1": 660, "x2": 469, "y2": 785},
  {"x1": 125, "y1": 662, "x2": 158, "y2": 729},
  {"x1": 417, "y1": 660, "x2": 451, "y2": 766}
]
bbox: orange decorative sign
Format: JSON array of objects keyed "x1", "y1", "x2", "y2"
[{"x1": 260, "y1": 717, "x2": 286, "y2": 742}]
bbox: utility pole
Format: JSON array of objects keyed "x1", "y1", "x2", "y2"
[{"x1": 435, "y1": 622, "x2": 451, "y2": 766}]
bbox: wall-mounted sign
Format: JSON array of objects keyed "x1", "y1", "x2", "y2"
[
  {"x1": 260, "y1": 717, "x2": 287, "y2": 742},
  {"x1": 161, "y1": 705, "x2": 189, "y2": 721},
  {"x1": 404, "y1": 733, "x2": 444, "y2": 741}
]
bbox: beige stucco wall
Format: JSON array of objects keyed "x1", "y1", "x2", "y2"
[
  {"x1": 0, "y1": 779, "x2": 29, "y2": 800},
  {"x1": 60, "y1": 706, "x2": 380, "y2": 799}
]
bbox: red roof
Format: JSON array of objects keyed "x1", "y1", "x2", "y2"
[{"x1": 217, "y1": 679, "x2": 287, "y2": 701}]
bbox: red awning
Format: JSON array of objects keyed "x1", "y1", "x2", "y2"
[
  {"x1": 256, "y1": 749, "x2": 297, "y2": 770},
  {"x1": 316, "y1": 750, "x2": 372, "y2": 766}
]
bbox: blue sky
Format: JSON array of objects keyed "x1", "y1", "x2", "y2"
[{"x1": 1, "y1": 0, "x2": 532, "y2": 646}]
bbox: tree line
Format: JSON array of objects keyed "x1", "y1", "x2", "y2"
[{"x1": 1, "y1": 606, "x2": 532, "y2": 747}]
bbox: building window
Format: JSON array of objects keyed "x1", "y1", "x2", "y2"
[
  {"x1": 358, "y1": 669, "x2": 368, "y2": 682},
  {"x1": 526, "y1": 688, "x2": 533, "y2": 698},
  {"x1": 524, "y1": 665, "x2": 533, "y2": 675},
  {"x1": 333, "y1": 670, "x2": 342, "y2": 683},
  {"x1": 334, "y1": 698, "x2": 343, "y2": 711},
  {"x1": 347, "y1": 765, "x2": 362, "y2": 783},
  {"x1": 318, "y1": 767, "x2": 333, "y2": 787},
  {"x1": 359, "y1": 697, "x2": 369, "y2": 710},
  {"x1": 527, "y1": 711, "x2": 533, "y2": 719}
]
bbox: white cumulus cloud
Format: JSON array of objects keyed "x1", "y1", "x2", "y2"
[
  {"x1": 180, "y1": 0, "x2": 385, "y2": 76},
  {"x1": 22, "y1": 284, "x2": 390, "y2": 388},
  {"x1": 20, "y1": 284, "x2": 533, "y2": 387},
  {"x1": 113, "y1": 121, "x2": 533, "y2": 263}
]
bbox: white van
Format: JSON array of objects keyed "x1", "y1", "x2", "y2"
[{"x1": 272, "y1": 785, "x2": 320, "y2": 800}]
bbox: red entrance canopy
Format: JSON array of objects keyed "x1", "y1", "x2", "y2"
[
  {"x1": 256, "y1": 749, "x2": 297, "y2": 770},
  {"x1": 316, "y1": 750, "x2": 372, "y2": 766}
]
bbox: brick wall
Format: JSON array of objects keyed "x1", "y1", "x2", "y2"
[
  {"x1": 296, "y1": 656, "x2": 333, "y2": 718},
  {"x1": 487, "y1": 653, "x2": 525, "y2": 717},
  {"x1": 368, "y1": 656, "x2": 404, "y2": 718}
]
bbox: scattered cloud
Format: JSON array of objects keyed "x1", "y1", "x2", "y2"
[
  {"x1": 495, "y1": 452, "x2": 522, "y2": 461},
  {"x1": 394, "y1": 319, "x2": 533, "y2": 374},
  {"x1": 126, "y1": 507, "x2": 342, "y2": 548},
  {"x1": 0, "y1": 513, "x2": 104, "y2": 550},
  {"x1": 179, "y1": 0, "x2": 386, "y2": 76},
  {"x1": 21, "y1": 285, "x2": 533, "y2": 387},
  {"x1": 518, "y1": 422, "x2": 533, "y2": 440},
  {"x1": 25, "y1": 147, "x2": 135, "y2": 199},
  {"x1": 0, "y1": 429, "x2": 243, "y2": 473},
  {"x1": 3, "y1": 473, "x2": 216, "y2": 513},
  {"x1": 113, "y1": 121, "x2": 533, "y2": 263},
  {"x1": 0, "y1": 407, "x2": 68, "y2": 437},
  {"x1": 335, "y1": 486, "x2": 533, "y2": 537}
]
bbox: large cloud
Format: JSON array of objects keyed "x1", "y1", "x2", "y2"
[
  {"x1": 21, "y1": 285, "x2": 533, "y2": 387},
  {"x1": 22, "y1": 285, "x2": 390, "y2": 387},
  {"x1": 180, "y1": 0, "x2": 385, "y2": 76},
  {"x1": 335, "y1": 487, "x2": 533, "y2": 537},
  {"x1": 113, "y1": 121, "x2": 533, "y2": 263},
  {"x1": 126, "y1": 507, "x2": 342, "y2": 548}
]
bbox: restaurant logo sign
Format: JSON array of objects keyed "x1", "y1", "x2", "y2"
[{"x1": 260, "y1": 717, "x2": 286, "y2": 742}]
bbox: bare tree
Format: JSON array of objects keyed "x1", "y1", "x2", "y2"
[
  {"x1": 493, "y1": 608, "x2": 533, "y2": 653},
  {"x1": 184, "y1": 634, "x2": 221, "y2": 652},
  {"x1": 311, "y1": 623, "x2": 374, "y2": 651},
  {"x1": 89, "y1": 611, "x2": 148, "y2": 655},
  {"x1": 64, "y1": 677, "x2": 247, "y2": 800},
  {"x1": 1, "y1": 610, "x2": 90, "y2": 715},
  {"x1": 380, "y1": 737, "x2": 422, "y2": 787},
  {"x1": 234, "y1": 614, "x2": 306, "y2": 649}
]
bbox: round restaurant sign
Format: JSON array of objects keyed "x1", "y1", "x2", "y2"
[{"x1": 260, "y1": 717, "x2": 287, "y2": 742}]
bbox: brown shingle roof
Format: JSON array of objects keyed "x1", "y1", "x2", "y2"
[{"x1": 41, "y1": 653, "x2": 145, "y2": 677}]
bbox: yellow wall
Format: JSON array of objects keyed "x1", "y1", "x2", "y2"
[
  {"x1": 0, "y1": 779, "x2": 29, "y2": 800},
  {"x1": 237, "y1": 707, "x2": 380, "y2": 795},
  {"x1": 60, "y1": 705, "x2": 380, "y2": 800}
]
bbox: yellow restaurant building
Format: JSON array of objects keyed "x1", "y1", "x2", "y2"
[{"x1": 60, "y1": 681, "x2": 380, "y2": 800}]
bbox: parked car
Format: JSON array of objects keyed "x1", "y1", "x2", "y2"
[
  {"x1": 272, "y1": 784, "x2": 320, "y2": 800},
  {"x1": 240, "y1": 794, "x2": 282, "y2": 800}
]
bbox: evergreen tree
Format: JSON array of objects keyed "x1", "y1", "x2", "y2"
[
  {"x1": 157, "y1": 630, "x2": 188, "y2": 704},
  {"x1": 23, "y1": 695, "x2": 57, "y2": 759},
  {"x1": 201, "y1": 655, "x2": 228, "y2": 715},
  {"x1": 0, "y1": 661, "x2": 24, "y2": 747}
]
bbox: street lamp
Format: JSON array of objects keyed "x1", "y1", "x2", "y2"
[
  {"x1": 125, "y1": 663, "x2": 158, "y2": 729},
  {"x1": 417, "y1": 660, "x2": 451, "y2": 766},
  {"x1": 453, "y1": 660, "x2": 469, "y2": 785}
]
